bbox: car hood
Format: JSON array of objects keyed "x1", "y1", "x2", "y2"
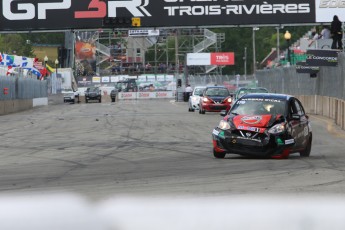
[
  {"x1": 231, "y1": 114, "x2": 277, "y2": 130},
  {"x1": 206, "y1": 96, "x2": 228, "y2": 103}
]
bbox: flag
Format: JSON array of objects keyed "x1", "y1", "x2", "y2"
[{"x1": 6, "y1": 66, "x2": 14, "y2": 75}]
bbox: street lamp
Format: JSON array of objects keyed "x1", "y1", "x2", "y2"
[
  {"x1": 284, "y1": 31, "x2": 292, "y2": 65},
  {"x1": 44, "y1": 55, "x2": 49, "y2": 67},
  {"x1": 252, "y1": 27, "x2": 259, "y2": 75},
  {"x1": 55, "y1": 59, "x2": 59, "y2": 76}
]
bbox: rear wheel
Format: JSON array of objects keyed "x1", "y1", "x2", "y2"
[
  {"x1": 85, "y1": 99, "x2": 88, "y2": 103},
  {"x1": 213, "y1": 149, "x2": 226, "y2": 159},
  {"x1": 111, "y1": 98, "x2": 115, "y2": 102},
  {"x1": 300, "y1": 136, "x2": 312, "y2": 157},
  {"x1": 99, "y1": 98, "x2": 102, "y2": 103}
]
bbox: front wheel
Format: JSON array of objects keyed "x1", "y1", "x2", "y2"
[
  {"x1": 213, "y1": 149, "x2": 226, "y2": 159},
  {"x1": 111, "y1": 98, "x2": 115, "y2": 102},
  {"x1": 300, "y1": 136, "x2": 312, "y2": 157}
]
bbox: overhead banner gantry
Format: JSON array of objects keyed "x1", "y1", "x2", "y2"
[{"x1": 0, "y1": 0, "x2": 343, "y2": 31}]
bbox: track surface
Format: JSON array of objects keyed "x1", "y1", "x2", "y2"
[{"x1": 1, "y1": 99, "x2": 345, "y2": 200}]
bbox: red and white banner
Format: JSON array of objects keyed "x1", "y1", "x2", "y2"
[{"x1": 187, "y1": 52, "x2": 235, "y2": 66}]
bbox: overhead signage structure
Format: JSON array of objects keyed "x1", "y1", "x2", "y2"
[
  {"x1": 0, "y1": 0, "x2": 318, "y2": 31},
  {"x1": 306, "y1": 49, "x2": 340, "y2": 67},
  {"x1": 187, "y1": 53, "x2": 235, "y2": 66}
]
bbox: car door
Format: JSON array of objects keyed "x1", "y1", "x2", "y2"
[{"x1": 287, "y1": 98, "x2": 308, "y2": 150}]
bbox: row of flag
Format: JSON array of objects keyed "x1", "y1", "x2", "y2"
[{"x1": 0, "y1": 53, "x2": 53, "y2": 79}]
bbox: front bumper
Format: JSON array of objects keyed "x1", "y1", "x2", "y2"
[
  {"x1": 202, "y1": 103, "x2": 230, "y2": 112},
  {"x1": 212, "y1": 127, "x2": 294, "y2": 157}
]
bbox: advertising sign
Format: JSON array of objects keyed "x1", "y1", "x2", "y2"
[
  {"x1": 187, "y1": 53, "x2": 235, "y2": 66},
  {"x1": 0, "y1": 0, "x2": 316, "y2": 31},
  {"x1": 306, "y1": 49, "x2": 339, "y2": 67},
  {"x1": 315, "y1": 0, "x2": 345, "y2": 22},
  {"x1": 296, "y1": 62, "x2": 320, "y2": 74},
  {"x1": 128, "y1": 30, "x2": 159, "y2": 37}
]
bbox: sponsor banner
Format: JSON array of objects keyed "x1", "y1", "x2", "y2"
[
  {"x1": 118, "y1": 91, "x2": 174, "y2": 100},
  {"x1": 306, "y1": 49, "x2": 339, "y2": 67},
  {"x1": 296, "y1": 62, "x2": 320, "y2": 74},
  {"x1": 119, "y1": 92, "x2": 136, "y2": 100},
  {"x1": 187, "y1": 53, "x2": 210, "y2": 66},
  {"x1": 92, "y1": 76, "x2": 101, "y2": 83},
  {"x1": 316, "y1": 0, "x2": 345, "y2": 22},
  {"x1": 75, "y1": 31, "x2": 97, "y2": 76},
  {"x1": 0, "y1": 0, "x2": 315, "y2": 31},
  {"x1": 187, "y1": 53, "x2": 235, "y2": 66},
  {"x1": 211, "y1": 53, "x2": 235, "y2": 65},
  {"x1": 101, "y1": 77, "x2": 110, "y2": 83},
  {"x1": 128, "y1": 30, "x2": 159, "y2": 37}
]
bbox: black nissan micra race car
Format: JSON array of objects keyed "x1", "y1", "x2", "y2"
[{"x1": 212, "y1": 93, "x2": 312, "y2": 159}]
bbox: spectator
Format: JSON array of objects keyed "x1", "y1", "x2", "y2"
[
  {"x1": 331, "y1": 15, "x2": 343, "y2": 49},
  {"x1": 185, "y1": 84, "x2": 193, "y2": 93},
  {"x1": 320, "y1": 25, "x2": 331, "y2": 39},
  {"x1": 184, "y1": 84, "x2": 193, "y2": 102}
]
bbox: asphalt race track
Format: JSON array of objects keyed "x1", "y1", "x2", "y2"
[{"x1": 2, "y1": 99, "x2": 345, "y2": 230}]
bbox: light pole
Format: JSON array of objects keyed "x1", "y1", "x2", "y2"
[
  {"x1": 44, "y1": 55, "x2": 49, "y2": 68},
  {"x1": 252, "y1": 27, "x2": 259, "y2": 75},
  {"x1": 55, "y1": 59, "x2": 59, "y2": 76},
  {"x1": 284, "y1": 31, "x2": 292, "y2": 65},
  {"x1": 244, "y1": 47, "x2": 247, "y2": 80},
  {"x1": 276, "y1": 27, "x2": 280, "y2": 63}
]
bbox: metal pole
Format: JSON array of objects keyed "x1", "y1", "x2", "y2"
[
  {"x1": 252, "y1": 28, "x2": 256, "y2": 75},
  {"x1": 287, "y1": 40, "x2": 291, "y2": 64},
  {"x1": 276, "y1": 27, "x2": 280, "y2": 63},
  {"x1": 244, "y1": 47, "x2": 247, "y2": 80}
]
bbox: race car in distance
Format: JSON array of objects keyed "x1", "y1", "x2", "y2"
[
  {"x1": 212, "y1": 93, "x2": 312, "y2": 159},
  {"x1": 199, "y1": 86, "x2": 232, "y2": 114},
  {"x1": 188, "y1": 86, "x2": 206, "y2": 112}
]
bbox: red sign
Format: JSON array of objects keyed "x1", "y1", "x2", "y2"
[{"x1": 210, "y1": 52, "x2": 235, "y2": 65}]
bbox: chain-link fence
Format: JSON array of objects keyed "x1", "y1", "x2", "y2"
[
  {"x1": 257, "y1": 53, "x2": 345, "y2": 100},
  {"x1": 0, "y1": 76, "x2": 48, "y2": 101},
  {"x1": 181, "y1": 74, "x2": 258, "y2": 92}
]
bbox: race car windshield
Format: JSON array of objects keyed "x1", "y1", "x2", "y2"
[
  {"x1": 194, "y1": 88, "x2": 205, "y2": 96},
  {"x1": 231, "y1": 98, "x2": 286, "y2": 116},
  {"x1": 205, "y1": 88, "x2": 229, "y2": 97}
]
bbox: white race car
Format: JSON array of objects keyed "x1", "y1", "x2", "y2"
[{"x1": 188, "y1": 86, "x2": 206, "y2": 112}]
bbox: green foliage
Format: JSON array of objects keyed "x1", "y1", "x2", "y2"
[
  {"x1": 0, "y1": 32, "x2": 64, "y2": 57},
  {"x1": 213, "y1": 26, "x2": 311, "y2": 75}
]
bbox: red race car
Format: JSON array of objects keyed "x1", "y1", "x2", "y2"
[
  {"x1": 212, "y1": 93, "x2": 312, "y2": 159},
  {"x1": 199, "y1": 86, "x2": 232, "y2": 114}
]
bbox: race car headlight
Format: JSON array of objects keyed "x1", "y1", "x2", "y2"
[
  {"x1": 192, "y1": 97, "x2": 198, "y2": 102},
  {"x1": 268, "y1": 123, "x2": 286, "y2": 134},
  {"x1": 203, "y1": 97, "x2": 209, "y2": 102},
  {"x1": 218, "y1": 120, "x2": 231, "y2": 130},
  {"x1": 227, "y1": 98, "x2": 232, "y2": 103}
]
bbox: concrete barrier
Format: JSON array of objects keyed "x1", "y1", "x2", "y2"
[
  {"x1": 297, "y1": 95, "x2": 345, "y2": 131},
  {"x1": 0, "y1": 99, "x2": 33, "y2": 116}
]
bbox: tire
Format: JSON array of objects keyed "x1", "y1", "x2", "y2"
[
  {"x1": 300, "y1": 136, "x2": 312, "y2": 157},
  {"x1": 213, "y1": 149, "x2": 226, "y2": 159},
  {"x1": 111, "y1": 98, "x2": 115, "y2": 102},
  {"x1": 85, "y1": 99, "x2": 88, "y2": 103},
  {"x1": 99, "y1": 98, "x2": 102, "y2": 103}
]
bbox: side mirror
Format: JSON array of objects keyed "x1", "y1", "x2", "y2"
[
  {"x1": 220, "y1": 110, "x2": 227, "y2": 117},
  {"x1": 291, "y1": 114, "x2": 300, "y2": 120}
]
